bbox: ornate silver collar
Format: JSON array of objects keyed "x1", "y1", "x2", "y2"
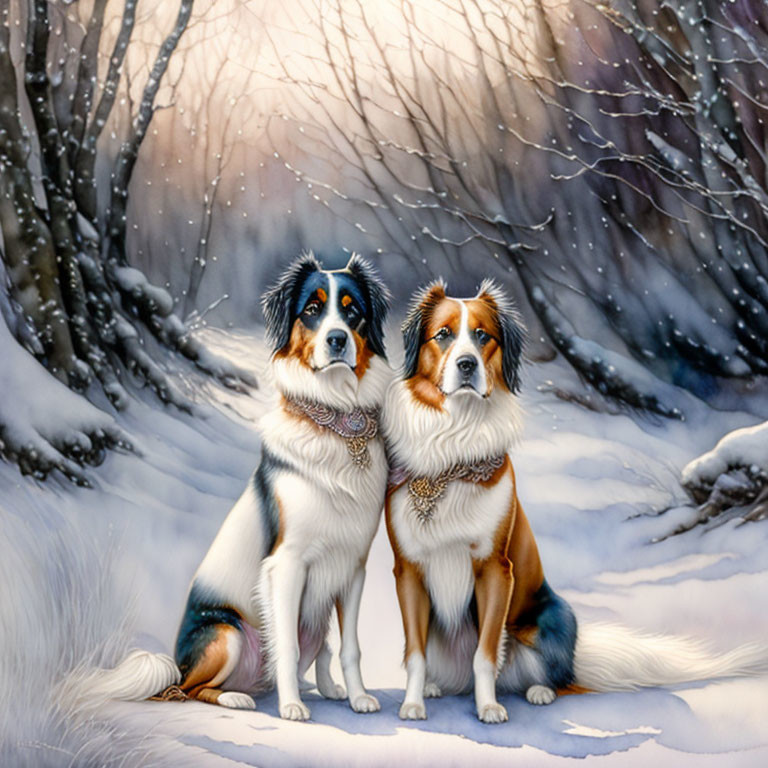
[
  {"x1": 283, "y1": 397, "x2": 379, "y2": 469},
  {"x1": 388, "y1": 454, "x2": 507, "y2": 522}
]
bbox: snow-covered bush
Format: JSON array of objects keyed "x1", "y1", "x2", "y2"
[{"x1": 673, "y1": 422, "x2": 768, "y2": 533}]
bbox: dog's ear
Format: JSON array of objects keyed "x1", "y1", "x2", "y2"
[
  {"x1": 345, "y1": 254, "x2": 391, "y2": 358},
  {"x1": 401, "y1": 279, "x2": 447, "y2": 379},
  {"x1": 477, "y1": 279, "x2": 526, "y2": 393},
  {"x1": 261, "y1": 252, "x2": 322, "y2": 352}
]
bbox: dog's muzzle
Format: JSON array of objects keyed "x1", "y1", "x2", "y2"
[
  {"x1": 457, "y1": 355, "x2": 478, "y2": 380},
  {"x1": 443, "y1": 351, "x2": 486, "y2": 396},
  {"x1": 326, "y1": 329, "x2": 348, "y2": 359}
]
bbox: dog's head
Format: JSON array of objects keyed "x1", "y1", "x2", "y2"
[
  {"x1": 262, "y1": 252, "x2": 390, "y2": 385},
  {"x1": 401, "y1": 278, "x2": 525, "y2": 408}
]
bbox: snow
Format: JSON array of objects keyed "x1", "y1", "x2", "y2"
[
  {"x1": 567, "y1": 336, "x2": 684, "y2": 412},
  {"x1": 113, "y1": 265, "x2": 175, "y2": 316},
  {"x1": 0, "y1": 306, "x2": 124, "y2": 481},
  {"x1": 2, "y1": 328, "x2": 768, "y2": 767},
  {"x1": 682, "y1": 421, "x2": 768, "y2": 488}
]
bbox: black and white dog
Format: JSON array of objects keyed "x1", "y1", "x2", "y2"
[{"x1": 79, "y1": 253, "x2": 391, "y2": 720}]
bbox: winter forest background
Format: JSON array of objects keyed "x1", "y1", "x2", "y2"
[{"x1": 1, "y1": 0, "x2": 768, "y2": 766}]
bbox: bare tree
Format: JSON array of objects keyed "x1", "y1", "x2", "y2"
[
  {"x1": 181, "y1": 51, "x2": 258, "y2": 318},
  {"x1": 267, "y1": 0, "x2": 768, "y2": 419},
  {"x1": 0, "y1": 0, "x2": 254, "y2": 481}
]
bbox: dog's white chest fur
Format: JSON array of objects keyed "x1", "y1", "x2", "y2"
[
  {"x1": 383, "y1": 379, "x2": 521, "y2": 630},
  {"x1": 264, "y1": 414, "x2": 388, "y2": 625},
  {"x1": 390, "y1": 476, "x2": 512, "y2": 628}
]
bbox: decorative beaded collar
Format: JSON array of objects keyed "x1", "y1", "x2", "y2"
[
  {"x1": 388, "y1": 454, "x2": 507, "y2": 522},
  {"x1": 283, "y1": 397, "x2": 379, "y2": 469}
]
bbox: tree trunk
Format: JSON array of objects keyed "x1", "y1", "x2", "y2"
[{"x1": 0, "y1": 0, "x2": 254, "y2": 482}]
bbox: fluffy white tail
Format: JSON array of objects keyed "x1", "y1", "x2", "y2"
[
  {"x1": 575, "y1": 623, "x2": 768, "y2": 692},
  {"x1": 59, "y1": 650, "x2": 181, "y2": 715}
]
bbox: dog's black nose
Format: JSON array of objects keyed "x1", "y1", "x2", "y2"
[
  {"x1": 327, "y1": 330, "x2": 348, "y2": 355},
  {"x1": 457, "y1": 355, "x2": 478, "y2": 376}
]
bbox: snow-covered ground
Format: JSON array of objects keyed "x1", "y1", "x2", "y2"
[{"x1": 2, "y1": 328, "x2": 768, "y2": 767}]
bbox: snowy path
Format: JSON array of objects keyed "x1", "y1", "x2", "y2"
[{"x1": 3, "y1": 329, "x2": 768, "y2": 767}]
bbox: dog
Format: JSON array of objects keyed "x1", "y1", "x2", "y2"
[
  {"x1": 75, "y1": 253, "x2": 391, "y2": 720},
  {"x1": 383, "y1": 278, "x2": 768, "y2": 723}
]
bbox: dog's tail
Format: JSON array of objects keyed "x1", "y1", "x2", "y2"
[
  {"x1": 58, "y1": 650, "x2": 181, "y2": 715},
  {"x1": 574, "y1": 622, "x2": 768, "y2": 692}
]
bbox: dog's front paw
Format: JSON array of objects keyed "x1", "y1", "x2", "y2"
[
  {"x1": 280, "y1": 701, "x2": 311, "y2": 721},
  {"x1": 526, "y1": 685, "x2": 556, "y2": 706},
  {"x1": 424, "y1": 682, "x2": 442, "y2": 698},
  {"x1": 399, "y1": 700, "x2": 427, "y2": 720},
  {"x1": 218, "y1": 692, "x2": 256, "y2": 710},
  {"x1": 320, "y1": 683, "x2": 346, "y2": 700},
  {"x1": 350, "y1": 693, "x2": 380, "y2": 713},
  {"x1": 478, "y1": 702, "x2": 508, "y2": 723}
]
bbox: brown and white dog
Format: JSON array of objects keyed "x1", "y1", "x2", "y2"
[
  {"x1": 383, "y1": 279, "x2": 768, "y2": 724},
  {"x1": 383, "y1": 278, "x2": 564, "y2": 724}
]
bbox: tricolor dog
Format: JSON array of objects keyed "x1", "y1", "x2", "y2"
[
  {"x1": 384, "y1": 278, "x2": 768, "y2": 723},
  {"x1": 77, "y1": 253, "x2": 391, "y2": 720}
]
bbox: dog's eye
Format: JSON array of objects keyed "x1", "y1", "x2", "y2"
[
  {"x1": 303, "y1": 301, "x2": 321, "y2": 317},
  {"x1": 434, "y1": 327, "x2": 452, "y2": 342},
  {"x1": 475, "y1": 328, "x2": 491, "y2": 345},
  {"x1": 343, "y1": 301, "x2": 361, "y2": 321}
]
